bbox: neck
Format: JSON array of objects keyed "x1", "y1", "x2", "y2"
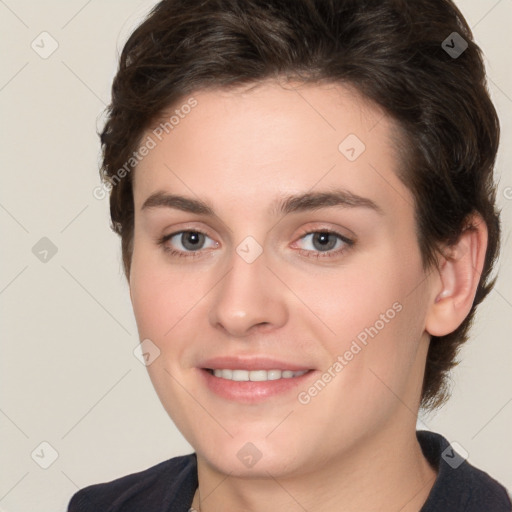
[{"x1": 191, "y1": 423, "x2": 437, "y2": 512}]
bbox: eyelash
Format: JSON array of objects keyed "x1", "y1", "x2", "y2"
[{"x1": 157, "y1": 228, "x2": 355, "y2": 260}]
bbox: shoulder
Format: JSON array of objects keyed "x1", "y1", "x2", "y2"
[
  {"x1": 67, "y1": 453, "x2": 198, "y2": 512},
  {"x1": 417, "y1": 430, "x2": 512, "y2": 512}
]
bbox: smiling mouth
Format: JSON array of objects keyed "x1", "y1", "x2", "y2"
[{"x1": 205, "y1": 368, "x2": 311, "y2": 381}]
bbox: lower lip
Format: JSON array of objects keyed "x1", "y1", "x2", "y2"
[{"x1": 199, "y1": 368, "x2": 316, "y2": 403}]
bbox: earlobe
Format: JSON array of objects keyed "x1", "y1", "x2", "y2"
[{"x1": 425, "y1": 213, "x2": 488, "y2": 337}]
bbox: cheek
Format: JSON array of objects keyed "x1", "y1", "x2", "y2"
[
  {"x1": 130, "y1": 240, "x2": 181, "y2": 342},
  {"x1": 281, "y1": 251, "x2": 412, "y2": 341},
  {"x1": 129, "y1": 242, "x2": 218, "y2": 373},
  {"x1": 296, "y1": 247, "x2": 427, "y2": 384},
  {"x1": 130, "y1": 272, "x2": 197, "y2": 345}
]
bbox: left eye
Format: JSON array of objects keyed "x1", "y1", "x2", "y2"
[{"x1": 295, "y1": 231, "x2": 351, "y2": 254}]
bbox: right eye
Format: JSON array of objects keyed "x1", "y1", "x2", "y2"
[{"x1": 157, "y1": 230, "x2": 219, "y2": 258}]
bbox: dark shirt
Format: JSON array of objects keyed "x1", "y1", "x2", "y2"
[{"x1": 68, "y1": 430, "x2": 511, "y2": 511}]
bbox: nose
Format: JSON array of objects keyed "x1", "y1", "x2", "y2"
[{"x1": 208, "y1": 244, "x2": 288, "y2": 338}]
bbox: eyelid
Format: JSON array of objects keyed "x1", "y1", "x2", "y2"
[{"x1": 294, "y1": 224, "x2": 354, "y2": 242}]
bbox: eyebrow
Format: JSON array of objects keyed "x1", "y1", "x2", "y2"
[{"x1": 141, "y1": 188, "x2": 384, "y2": 217}]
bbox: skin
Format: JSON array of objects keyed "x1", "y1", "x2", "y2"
[{"x1": 128, "y1": 79, "x2": 488, "y2": 511}]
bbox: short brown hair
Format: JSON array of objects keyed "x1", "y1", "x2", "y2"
[{"x1": 99, "y1": 0, "x2": 501, "y2": 410}]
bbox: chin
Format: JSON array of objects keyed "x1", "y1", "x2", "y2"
[{"x1": 194, "y1": 434, "x2": 310, "y2": 478}]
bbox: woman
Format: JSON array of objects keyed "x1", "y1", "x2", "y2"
[{"x1": 69, "y1": 0, "x2": 511, "y2": 510}]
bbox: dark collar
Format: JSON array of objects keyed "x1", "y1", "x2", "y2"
[
  {"x1": 167, "y1": 431, "x2": 511, "y2": 511},
  {"x1": 417, "y1": 430, "x2": 511, "y2": 511}
]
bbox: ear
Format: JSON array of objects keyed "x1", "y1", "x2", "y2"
[{"x1": 425, "y1": 212, "x2": 488, "y2": 337}]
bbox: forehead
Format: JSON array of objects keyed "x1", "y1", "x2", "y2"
[{"x1": 132, "y1": 80, "x2": 412, "y2": 219}]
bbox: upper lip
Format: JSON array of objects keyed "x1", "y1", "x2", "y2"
[{"x1": 199, "y1": 356, "x2": 314, "y2": 371}]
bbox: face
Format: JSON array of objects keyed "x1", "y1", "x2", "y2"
[{"x1": 129, "y1": 80, "x2": 435, "y2": 478}]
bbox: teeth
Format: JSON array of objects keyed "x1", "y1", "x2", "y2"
[{"x1": 211, "y1": 369, "x2": 308, "y2": 381}]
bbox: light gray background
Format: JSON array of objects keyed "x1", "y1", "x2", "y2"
[{"x1": 0, "y1": 1, "x2": 511, "y2": 510}]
